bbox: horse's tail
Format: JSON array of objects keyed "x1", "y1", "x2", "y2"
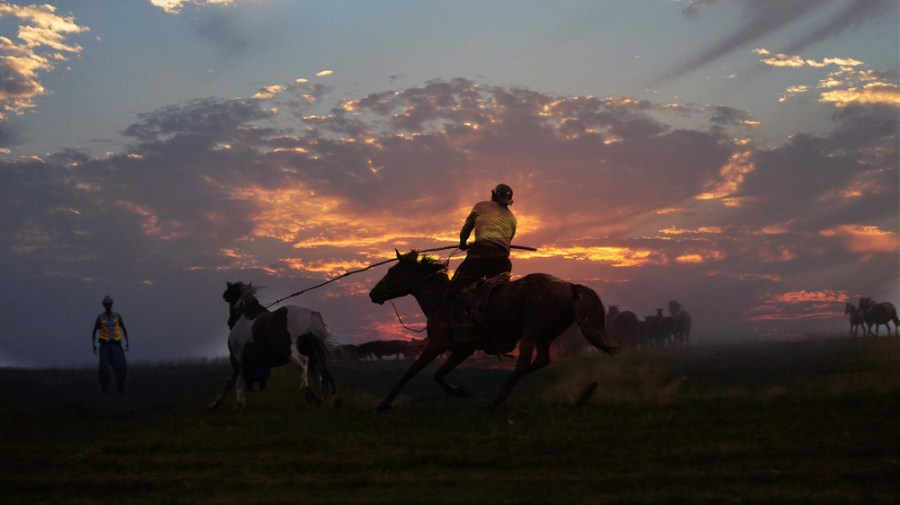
[
  {"x1": 572, "y1": 284, "x2": 624, "y2": 355},
  {"x1": 307, "y1": 311, "x2": 337, "y2": 394}
]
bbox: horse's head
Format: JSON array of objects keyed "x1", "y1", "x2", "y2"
[
  {"x1": 224, "y1": 281, "x2": 265, "y2": 326},
  {"x1": 845, "y1": 302, "x2": 856, "y2": 313},
  {"x1": 368, "y1": 249, "x2": 448, "y2": 305},
  {"x1": 223, "y1": 281, "x2": 246, "y2": 304}
]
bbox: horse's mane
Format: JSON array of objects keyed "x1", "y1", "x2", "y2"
[
  {"x1": 402, "y1": 249, "x2": 449, "y2": 276},
  {"x1": 238, "y1": 282, "x2": 261, "y2": 299},
  {"x1": 233, "y1": 282, "x2": 267, "y2": 318}
]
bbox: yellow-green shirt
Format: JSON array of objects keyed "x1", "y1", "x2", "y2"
[
  {"x1": 97, "y1": 313, "x2": 124, "y2": 342},
  {"x1": 463, "y1": 201, "x2": 517, "y2": 252}
]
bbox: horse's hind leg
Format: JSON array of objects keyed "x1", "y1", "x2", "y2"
[
  {"x1": 319, "y1": 366, "x2": 342, "y2": 408},
  {"x1": 435, "y1": 349, "x2": 475, "y2": 397},
  {"x1": 489, "y1": 338, "x2": 547, "y2": 409},
  {"x1": 288, "y1": 342, "x2": 315, "y2": 403},
  {"x1": 490, "y1": 338, "x2": 554, "y2": 409}
]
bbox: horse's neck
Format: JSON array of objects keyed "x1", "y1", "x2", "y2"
[
  {"x1": 412, "y1": 276, "x2": 449, "y2": 317},
  {"x1": 240, "y1": 300, "x2": 268, "y2": 320}
]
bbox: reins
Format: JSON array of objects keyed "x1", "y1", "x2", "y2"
[{"x1": 388, "y1": 299, "x2": 428, "y2": 333}]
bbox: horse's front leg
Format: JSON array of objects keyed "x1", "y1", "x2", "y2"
[
  {"x1": 209, "y1": 354, "x2": 240, "y2": 410},
  {"x1": 378, "y1": 343, "x2": 443, "y2": 411},
  {"x1": 209, "y1": 375, "x2": 235, "y2": 410},
  {"x1": 234, "y1": 374, "x2": 246, "y2": 412},
  {"x1": 434, "y1": 349, "x2": 475, "y2": 397}
]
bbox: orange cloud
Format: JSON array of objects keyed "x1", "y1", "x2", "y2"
[
  {"x1": 820, "y1": 225, "x2": 899, "y2": 256},
  {"x1": 819, "y1": 82, "x2": 900, "y2": 107},
  {"x1": 0, "y1": 4, "x2": 88, "y2": 119},
  {"x1": 696, "y1": 148, "x2": 755, "y2": 202},
  {"x1": 519, "y1": 246, "x2": 652, "y2": 267},
  {"x1": 252, "y1": 85, "x2": 286, "y2": 100},
  {"x1": 660, "y1": 226, "x2": 726, "y2": 236},
  {"x1": 148, "y1": 0, "x2": 234, "y2": 14},
  {"x1": 278, "y1": 257, "x2": 372, "y2": 278},
  {"x1": 115, "y1": 200, "x2": 188, "y2": 239},
  {"x1": 771, "y1": 290, "x2": 847, "y2": 304},
  {"x1": 745, "y1": 289, "x2": 849, "y2": 322}
]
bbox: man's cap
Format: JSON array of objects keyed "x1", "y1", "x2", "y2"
[{"x1": 492, "y1": 183, "x2": 513, "y2": 204}]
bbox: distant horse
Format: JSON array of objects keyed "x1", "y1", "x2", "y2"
[
  {"x1": 844, "y1": 302, "x2": 863, "y2": 337},
  {"x1": 357, "y1": 339, "x2": 413, "y2": 360},
  {"x1": 653, "y1": 308, "x2": 674, "y2": 347},
  {"x1": 209, "y1": 282, "x2": 338, "y2": 411},
  {"x1": 607, "y1": 306, "x2": 639, "y2": 349},
  {"x1": 858, "y1": 297, "x2": 899, "y2": 337},
  {"x1": 368, "y1": 250, "x2": 622, "y2": 410},
  {"x1": 668, "y1": 300, "x2": 692, "y2": 346}
]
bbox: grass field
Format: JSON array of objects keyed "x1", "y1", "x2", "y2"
[{"x1": 1, "y1": 337, "x2": 898, "y2": 504}]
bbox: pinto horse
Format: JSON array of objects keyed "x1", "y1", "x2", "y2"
[
  {"x1": 368, "y1": 250, "x2": 622, "y2": 410},
  {"x1": 209, "y1": 282, "x2": 338, "y2": 411}
]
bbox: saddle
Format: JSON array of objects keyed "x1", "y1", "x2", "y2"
[{"x1": 450, "y1": 272, "x2": 510, "y2": 343}]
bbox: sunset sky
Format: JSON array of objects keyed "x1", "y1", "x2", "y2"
[{"x1": 0, "y1": 0, "x2": 897, "y2": 367}]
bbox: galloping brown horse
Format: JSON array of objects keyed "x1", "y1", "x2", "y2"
[{"x1": 368, "y1": 250, "x2": 622, "y2": 410}]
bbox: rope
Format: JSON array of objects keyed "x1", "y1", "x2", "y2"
[{"x1": 264, "y1": 244, "x2": 536, "y2": 308}]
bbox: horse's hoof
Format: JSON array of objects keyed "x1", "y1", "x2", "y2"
[
  {"x1": 333, "y1": 398, "x2": 343, "y2": 409},
  {"x1": 376, "y1": 402, "x2": 391, "y2": 412},
  {"x1": 304, "y1": 390, "x2": 319, "y2": 405},
  {"x1": 208, "y1": 402, "x2": 220, "y2": 411}
]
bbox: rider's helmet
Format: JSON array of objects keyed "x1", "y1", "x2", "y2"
[{"x1": 492, "y1": 183, "x2": 514, "y2": 205}]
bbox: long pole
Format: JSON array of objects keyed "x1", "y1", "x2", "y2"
[{"x1": 265, "y1": 244, "x2": 537, "y2": 307}]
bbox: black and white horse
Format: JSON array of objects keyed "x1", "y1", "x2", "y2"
[{"x1": 210, "y1": 282, "x2": 338, "y2": 411}]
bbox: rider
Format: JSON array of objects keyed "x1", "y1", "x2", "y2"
[{"x1": 448, "y1": 183, "x2": 517, "y2": 341}]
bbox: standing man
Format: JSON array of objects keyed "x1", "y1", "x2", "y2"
[{"x1": 92, "y1": 295, "x2": 129, "y2": 394}]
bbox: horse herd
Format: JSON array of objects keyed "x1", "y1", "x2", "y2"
[
  {"x1": 605, "y1": 300, "x2": 692, "y2": 350},
  {"x1": 844, "y1": 297, "x2": 899, "y2": 337},
  {"x1": 333, "y1": 339, "x2": 426, "y2": 361}
]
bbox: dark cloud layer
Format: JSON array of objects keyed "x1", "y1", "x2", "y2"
[
  {"x1": 664, "y1": 0, "x2": 898, "y2": 82},
  {"x1": 0, "y1": 79, "x2": 896, "y2": 367}
]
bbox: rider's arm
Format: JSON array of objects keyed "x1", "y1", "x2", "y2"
[{"x1": 459, "y1": 211, "x2": 476, "y2": 248}]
